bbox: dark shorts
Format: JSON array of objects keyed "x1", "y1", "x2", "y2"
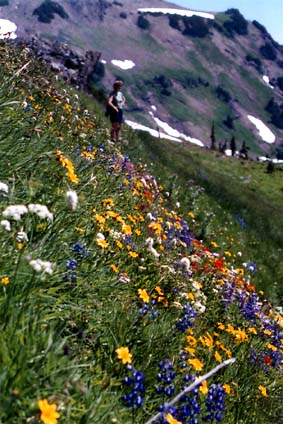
[{"x1": 110, "y1": 109, "x2": 123, "y2": 124}]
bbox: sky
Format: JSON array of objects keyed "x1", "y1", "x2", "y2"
[{"x1": 170, "y1": 0, "x2": 283, "y2": 44}]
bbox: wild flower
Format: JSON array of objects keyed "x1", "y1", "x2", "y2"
[
  {"x1": 116, "y1": 346, "x2": 132, "y2": 364},
  {"x1": 16, "y1": 231, "x2": 29, "y2": 242},
  {"x1": 37, "y1": 399, "x2": 60, "y2": 424},
  {"x1": 2, "y1": 204, "x2": 28, "y2": 221},
  {"x1": 29, "y1": 259, "x2": 54, "y2": 274},
  {"x1": 28, "y1": 204, "x2": 53, "y2": 221},
  {"x1": 121, "y1": 365, "x2": 145, "y2": 409},
  {"x1": 1, "y1": 276, "x2": 9, "y2": 285},
  {"x1": 165, "y1": 413, "x2": 182, "y2": 424},
  {"x1": 204, "y1": 384, "x2": 226, "y2": 422},
  {"x1": 138, "y1": 288, "x2": 150, "y2": 304},
  {"x1": 156, "y1": 359, "x2": 176, "y2": 398},
  {"x1": 119, "y1": 272, "x2": 131, "y2": 283},
  {"x1": 0, "y1": 182, "x2": 8, "y2": 194},
  {"x1": 176, "y1": 303, "x2": 196, "y2": 332},
  {"x1": 1, "y1": 220, "x2": 11, "y2": 231},
  {"x1": 258, "y1": 385, "x2": 268, "y2": 397},
  {"x1": 66, "y1": 190, "x2": 78, "y2": 210},
  {"x1": 188, "y1": 358, "x2": 204, "y2": 372}
]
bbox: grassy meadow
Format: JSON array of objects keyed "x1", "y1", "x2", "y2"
[{"x1": 0, "y1": 42, "x2": 283, "y2": 424}]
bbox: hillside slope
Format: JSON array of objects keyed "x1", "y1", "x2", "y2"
[
  {"x1": 0, "y1": 40, "x2": 283, "y2": 423},
  {"x1": 1, "y1": 0, "x2": 283, "y2": 156}
]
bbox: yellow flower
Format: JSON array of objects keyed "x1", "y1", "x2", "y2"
[
  {"x1": 96, "y1": 239, "x2": 109, "y2": 248},
  {"x1": 199, "y1": 332, "x2": 213, "y2": 350},
  {"x1": 135, "y1": 229, "x2": 141, "y2": 236},
  {"x1": 115, "y1": 346, "x2": 132, "y2": 364},
  {"x1": 184, "y1": 347, "x2": 195, "y2": 356},
  {"x1": 138, "y1": 288, "x2": 150, "y2": 303},
  {"x1": 115, "y1": 240, "x2": 123, "y2": 249},
  {"x1": 211, "y1": 241, "x2": 218, "y2": 248},
  {"x1": 110, "y1": 264, "x2": 119, "y2": 273},
  {"x1": 187, "y1": 292, "x2": 195, "y2": 301},
  {"x1": 186, "y1": 335, "x2": 197, "y2": 346},
  {"x1": 188, "y1": 358, "x2": 204, "y2": 371},
  {"x1": 17, "y1": 243, "x2": 23, "y2": 251},
  {"x1": 263, "y1": 329, "x2": 272, "y2": 336},
  {"x1": 223, "y1": 384, "x2": 231, "y2": 394},
  {"x1": 75, "y1": 227, "x2": 85, "y2": 233},
  {"x1": 166, "y1": 413, "x2": 182, "y2": 424},
  {"x1": 214, "y1": 350, "x2": 222, "y2": 363},
  {"x1": 235, "y1": 268, "x2": 244, "y2": 275},
  {"x1": 38, "y1": 399, "x2": 60, "y2": 424},
  {"x1": 129, "y1": 251, "x2": 138, "y2": 258},
  {"x1": 266, "y1": 343, "x2": 277, "y2": 351},
  {"x1": 224, "y1": 251, "x2": 232, "y2": 257},
  {"x1": 188, "y1": 212, "x2": 195, "y2": 219},
  {"x1": 155, "y1": 286, "x2": 164, "y2": 296},
  {"x1": 248, "y1": 327, "x2": 257, "y2": 335},
  {"x1": 122, "y1": 224, "x2": 132, "y2": 235},
  {"x1": 258, "y1": 385, "x2": 268, "y2": 397},
  {"x1": 199, "y1": 380, "x2": 208, "y2": 395},
  {"x1": 102, "y1": 198, "x2": 114, "y2": 207},
  {"x1": 1, "y1": 276, "x2": 9, "y2": 285}
]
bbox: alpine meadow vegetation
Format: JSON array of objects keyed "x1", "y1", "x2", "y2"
[{"x1": 0, "y1": 41, "x2": 282, "y2": 424}]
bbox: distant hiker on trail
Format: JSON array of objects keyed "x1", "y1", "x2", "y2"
[{"x1": 107, "y1": 80, "x2": 126, "y2": 143}]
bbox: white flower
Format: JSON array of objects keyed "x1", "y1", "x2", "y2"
[
  {"x1": 1, "y1": 220, "x2": 11, "y2": 231},
  {"x1": 16, "y1": 231, "x2": 29, "y2": 242},
  {"x1": 193, "y1": 301, "x2": 206, "y2": 314},
  {"x1": 0, "y1": 182, "x2": 9, "y2": 194},
  {"x1": 2, "y1": 205, "x2": 28, "y2": 221},
  {"x1": 145, "y1": 237, "x2": 154, "y2": 248},
  {"x1": 29, "y1": 259, "x2": 54, "y2": 274},
  {"x1": 28, "y1": 204, "x2": 53, "y2": 221},
  {"x1": 146, "y1": 212, "x2": 155, "y2": 221},
  {"x1": 179, "y1": 257, "x2": 190, "y2": 272},
  {"x1": 176, "y1": 201, "x2": 180, "y2": 208},
  {"x1": 96, "y1": 232, "x2": 105, "y2": 240},
  {"x1": 66, "y1": 190, "x2": 78, "y2": 211},
  {"x1": 148, "y1": 246, "x2": 160, "y2": 258}
]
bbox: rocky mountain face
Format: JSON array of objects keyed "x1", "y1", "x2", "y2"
[{"x1": 1, "y1": 0, "x2": 283, "y2": 156}]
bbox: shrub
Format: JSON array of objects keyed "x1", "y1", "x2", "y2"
[
  {"x1": 259, "y1": 43, "x2": 277, "y2": 61},
  {"x1": 33, "y1": 0, "x2": 69, "y2": 23},
  {"x1": 0, "y1": 0, "x2": 9, "y2": 6},
  {"x1": 252, "y1": 20, "x2": 268, "y2": 34},
  {"x1": 168, "y1": 14, "x2": 181, "y2": 31},
  {"x1": 277, "y1": 77, "x2": 283, "y2": 92},
  {"x1": 120, "y1": 11, "x2": 127, "y2": 19},
  {"x1": 216, "y1": 85, "x2": 231, "y2": 103},
  {"x1": 137, "y1": 15, "x2": 150, "y2": 30},
  {"x1": 182, "y1": 15, "x2": 210, "y2": 38},
  {"x1": 223, "y1": 8, "x2": 248, "y2": 36},
  {"x1": 245, "y1": 54, "x2": 262, "y2": 72},
  {"x1": 265, "y1": 98, "x2": 283, "y2": 129}
]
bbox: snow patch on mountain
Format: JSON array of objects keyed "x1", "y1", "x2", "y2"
[
  {"x1": 262, "y1": 75, "x2": 274, "y2": 89},
  {"x1": 137, "y1": 8, "x2": 214, "y2": 20},
  {"x1": 247, "y1": 115, "x2": 275, "y2": 144},
  {"x1": 125, "y1": 120, "x2": 183, "y2": 142},
  {"x1": 111, "y1": 60, "x2": 135, "y2": 70}
]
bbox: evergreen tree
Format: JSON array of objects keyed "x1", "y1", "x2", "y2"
[
  {"x1": 239, "y1": 141, "x2": 249, "y2": 159},
  {"x1": 266, "y1": 160, "x2": 275, "y2": 174},
  {"x1": 230, "y1": 135, "x2": 236, "y2": 156},
  {"x1": 210, "y1": 121, "x2": 216, "y2": 150}
]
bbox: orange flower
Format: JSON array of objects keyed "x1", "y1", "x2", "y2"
[
  {"x1": 115, "y1": 346, "x2": 132, "y2": 364},
  {"x1": 258, "y1": 385, "x2": 268, "y2": 397},
  {"x1": 38, "y1": 399, "x2": 60, "y2": 424},
  {"x1": 1, "y1": 276, "x2": 9, "y2": 285},
  {"x1": 188, "y1": 358, "x2": 204, "y2": 371},
  {"x1": 138, "y1": 288, "x2": 150, "y2": 303}
]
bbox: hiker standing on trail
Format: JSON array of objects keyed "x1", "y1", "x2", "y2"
[{"x1": 107, "y1": 80, "x2": 126, "y2": 143}]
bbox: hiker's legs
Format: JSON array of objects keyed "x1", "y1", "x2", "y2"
[{"x1": 111, "y1": 122, "x2": 121, "y2": 142}]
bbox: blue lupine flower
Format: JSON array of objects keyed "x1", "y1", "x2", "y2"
[
  {"x1": 204, "y1": 384, "x2": 226, "y2": 422},
  {"x1": 122, "y1": 365, "x2": 145, "y2": 409},
  {"x1": 176, "y1": 302, "x2": 196, "y2": 332},
  {"x1": 156, "y1": 359, "x2": 176, "y2": 398}
]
